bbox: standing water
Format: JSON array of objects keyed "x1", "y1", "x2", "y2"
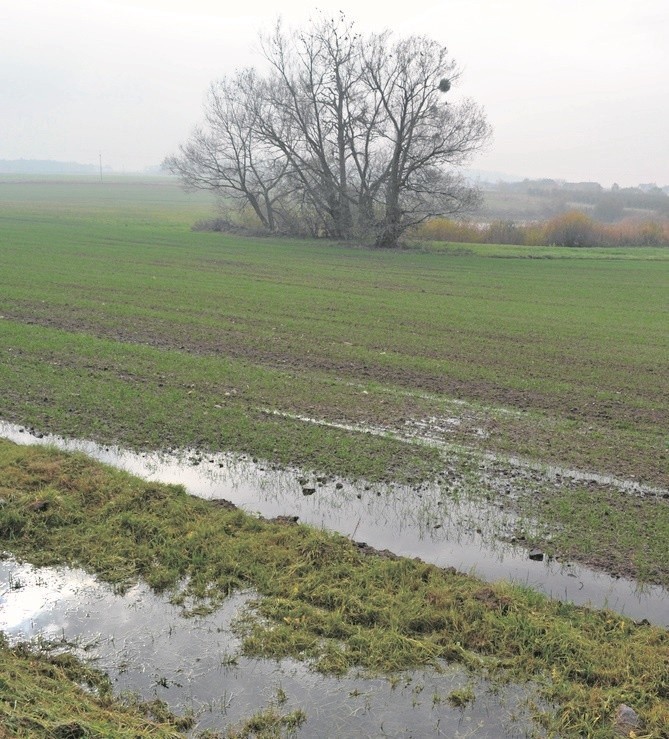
[
  {"x1": 2, "y1": 421, "x2": 667, "y2": 626},
  {"x1": 1, "y1": 557, "x2": 546, "y2": 737}
]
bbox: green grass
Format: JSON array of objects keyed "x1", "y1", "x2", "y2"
[
  {"x1": 1, "y1": 177, "x2": 667, "y2": 488},
  {"x1": 520, "y1": 485, "x2": 669, "y2": 585},
  {"x1": 4, "y1": 177, "x2": 669, "y2": 735},
  {"x1": 0, "y1": 173, "x2": 216, "y2": 224},
  {"x1": 0, "y1": 633, "x2": 187, "y2": 738},
  {"x1": 0, "y1": 320, "x2": 443, "y2": 483},
  {"x1": 2, "y1": 439, "x2": 669, "y2": 737},
  {"x1": 1, "y1": 175, "x2": 669, "y2": 590},
  {"x1": 223, "y1": 706, "x2": 307, "y2": 738}
]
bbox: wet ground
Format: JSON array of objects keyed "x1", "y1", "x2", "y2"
[
  {"x1": 1, "y1": 557, "x2": 546, "y2": 737},
  {"x1": 2, "y1": 421, "x2": 668, "y2": 626},
  {"x1": 3, "y1": 420, "x2": 668, "y2": 735}
]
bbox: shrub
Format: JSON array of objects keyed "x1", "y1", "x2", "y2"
[
  {"x1": 416, "y1": 212, "x2": 669, "y2": 248},
  {"x1": 542, "y1": 211, "x2": 597, "y2": 247}
]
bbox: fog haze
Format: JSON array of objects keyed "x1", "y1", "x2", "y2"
[{"x1": 2, "y1": 0, "x2": 666, "y2": 186}]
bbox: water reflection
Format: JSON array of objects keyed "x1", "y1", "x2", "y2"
[
  {"x1": 0, "y1": 558, "x2": 545, "y2": 737},
  {"x1": 2, "y1": 421, "x2": 668, "y2": 626}
]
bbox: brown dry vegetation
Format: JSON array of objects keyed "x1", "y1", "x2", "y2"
[{"x1": 418, "y1": 210, "x2": 669, "y2": 247}]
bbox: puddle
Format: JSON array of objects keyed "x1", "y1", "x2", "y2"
[
  {"x1": 268, "y1": 410, "x2": 669, "y2": 498},
  {"x1": 2, "y1": 421, "x2": 669, "y2": 627},
  {"x1": 0, "y1": 557, "x2": 545, "y2": 737}
]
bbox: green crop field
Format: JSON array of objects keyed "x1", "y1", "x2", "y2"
[
  {"x1": 1, "y1": 175, "x2": 667, "y2": 484},
  {"x1": 2, "y1": 175, "x2": 669, "y2": 736},
  {"x1": 2, "y1": 175, "x2": 669, "y2": 583}
]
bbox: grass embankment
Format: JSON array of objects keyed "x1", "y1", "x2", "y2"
[{"x1": 2, "y1": 440, "x2": 669, "y2": 737}]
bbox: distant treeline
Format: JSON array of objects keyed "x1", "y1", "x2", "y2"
[
  {"x1": 487, "y1": 179, "x2": 669, "y2": 224},
  {"x1": 417, "y1": 211, "x2": 669, "y2": 247},
  {"x1": 522, "y1": 183, "x2": 669, "y2": 211},
  {"x1": 0, "y1": 159, "x2": 105, "y2": 175}
]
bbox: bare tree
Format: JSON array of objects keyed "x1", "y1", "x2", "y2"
[
  {"x1": 257, "y1": 14, "x2": 362, "y2": 238},
  {"x1": 167, "y1": 15, "x2": 491, "y2": 247},
  {"x1": 360, "y1": 33, "x2": 490, "y2": 246},
  {"x1": 164, "y1": 69, "x2": 288, "y2": 232}
]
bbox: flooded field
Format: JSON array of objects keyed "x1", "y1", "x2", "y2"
[
  {"x1": 4, "y1": 421, "x2": 669, "y2": 735},
  {"x1": 2, "y1": 421, "x2": 668, "y2": 626},
  {"x1": 1, "y1": 557, "x2": 545, "y2": 737},
  {"x1": 2, "y1": 178, "x2": 666, "y2": 736}
]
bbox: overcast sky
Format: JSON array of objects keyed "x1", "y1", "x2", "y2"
[{"x1": 1, "y1": 0, "x2": 666, "y2": 186}]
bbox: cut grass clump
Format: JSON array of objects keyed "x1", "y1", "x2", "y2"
[
  {"x1": 224, "y1": 706, "x2": 307, "y2": 738},
  {"x1": 447, "y1": 685, "x2": 476, "y2": 708},
  {"x1": 1, "y1": 439, "x2": 669, "y2": 736}
]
